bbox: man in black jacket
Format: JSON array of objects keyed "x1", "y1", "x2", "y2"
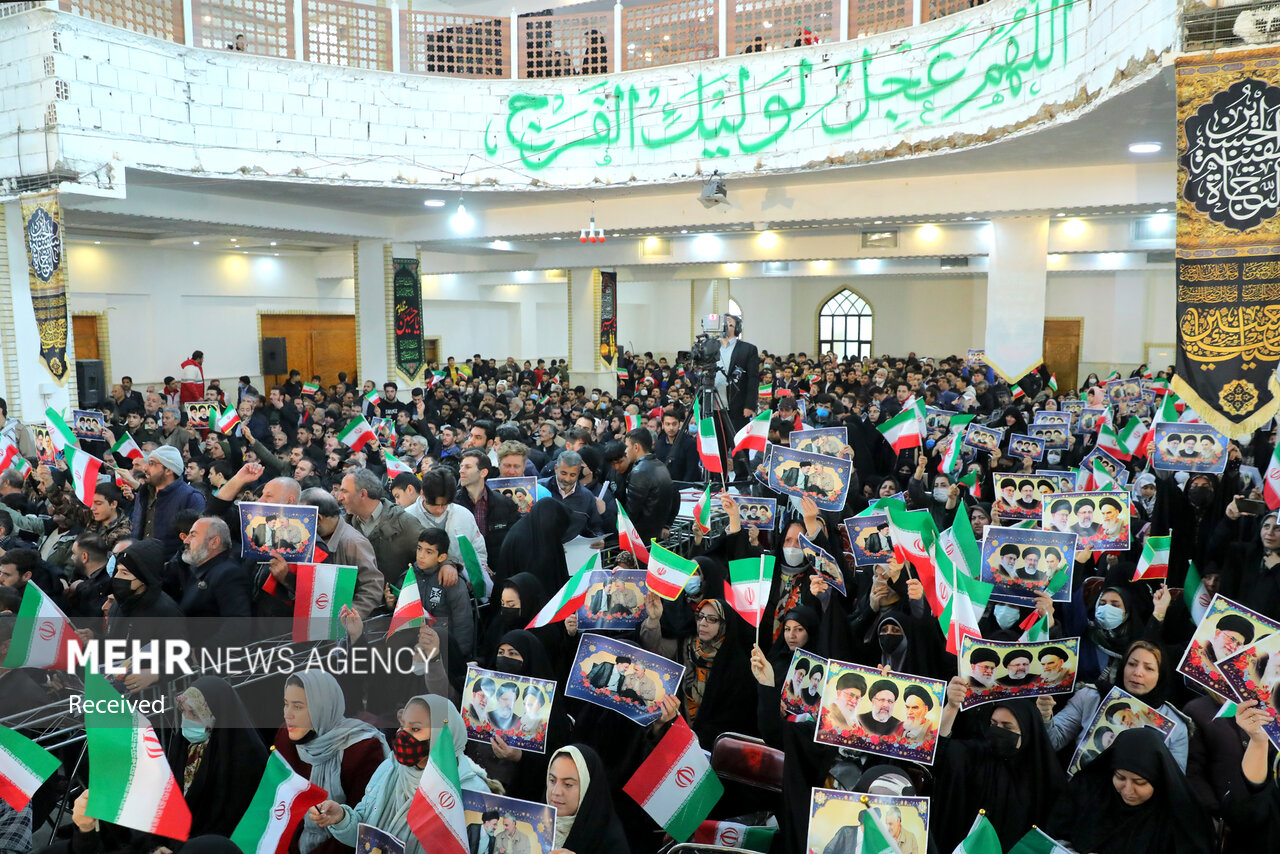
[
  {"x1": 537, "y1": 450, "x2": 603, "y2": 536},
  {"x1": 654, "y1": 407, "x2": 699, "y2": 483},
  {"x1": 717, "y1": 314, "x2": 760, "y2": 434},
  {"x1": 176, "y1": 516, "x2": 253, "y2": 651},
  {"x1": 454, "y1": 449, "x2": 520, "y2": 561},
  {"x1": 621, "y1": 428, "x2": 678, "y2": 545}
]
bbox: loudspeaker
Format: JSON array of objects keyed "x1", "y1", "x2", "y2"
[
  {"x1": 76, "y1": 359, "x2": 105, "y2": 408},
  {"x1": 261, "y1": 337, "x2": 287, "y2": 376}
]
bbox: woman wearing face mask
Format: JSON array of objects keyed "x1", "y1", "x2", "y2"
[
  {"x1": 275, "y1": 670, "x2": 390, "y2": 854},
  {"x1": 308, "y1": 696, "x2": 495, "y2": 854},
  {"x1": 546, "y1": 745, "x2": 629, "y2": 854},
  {"x1": 169, "y1": 675, "x2": 268, "y2": 837},
  {"x1": 480, "y1": 572, "x2": 552, "y2": 668},
  {"x1": 1080, "y1": 373, "x2": 1100, "y2": 391},
  {"x1": 858, "y1": 610, "x2": 947, "y2": 678},
  {"x1": 640, "y1": 597, "x2": 757, "y2": 748},
  {"x1": 1038, "y1": 640, "x2": 1190, "y2": 771},
  {"x1": 935, "y1": 685, "x2": 1065, "y2": 851},
  {"x1": 1044, "y1": 727, "x2": 1212, "y2": 853},
  {"x1": 1077, "y1": 585, "x2": 1143, "y2": 685},
  {"x1": 979, "y1": 593, "x2": 1059, "y2": 642}
]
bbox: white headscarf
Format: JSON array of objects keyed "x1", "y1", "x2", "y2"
[{"x1": 550, "y1": 746, "x2": 591, "y2": 849}]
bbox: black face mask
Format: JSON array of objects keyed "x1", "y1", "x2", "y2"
[
  {"x1": 986, "y1": 725, "x2": 1020, "y2": 760},
  {"x1": 494, "y1": 655, "x2": 524, "y2": 675},
  {"x1": 878, "y1": 633, "x2": 904, "y2": 655},
  {"x1": 111, "y1": 578, "x2": 137, "y2": 601},
  {"x1": 1188, "y1": 486, "x2": 1213, "y2": 508},
  {"x1": 500, "y1": 606, "x2": 521, "y2": 622}
]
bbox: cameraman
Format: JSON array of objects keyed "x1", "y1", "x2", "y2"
[{"x1": 715, "y1": 314, "x2": 760, "y2": 433}]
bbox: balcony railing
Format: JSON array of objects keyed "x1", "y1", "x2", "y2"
[
  {"x1": 1183, "y1": 0, "x2": 1280, "y2": 52},
  {"x1": 45, "y1": 0, "x2": 1004, "y2": 78}
]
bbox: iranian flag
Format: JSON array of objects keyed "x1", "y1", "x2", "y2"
[
  {"x1": 1266, "y1": 444, "x2": 1280, "y2": 510},
  {"x1": 618, "y1": 368, "x2": 629, "y2": 381},
  {"x1": 692, "y1": 484, "x2": 712, "y2": 533},
  {"x1": 526, "y1": 555, "x2": 600, "y2": 629},
  {"x1": 84, "y1": 673, "x2": 191, "y2": 839},
  {"x1": 858, "y1": 808, "x2": 904, "y2": 854},
  {"x1": 757, "y1": 382, "x2": 773, "y2": 402},
  {"x1": 215, "y1": 405, "x2": 241, "y2": 435},
  {"x1": 384, "y1": 451, "x2": 413, "y2": 477},
  {"x1": 953, "y1": 814, "x2": 1003, "y2": 854},
  {"x1": 959, "y1": 469, "x2": 981, "y2": 498},
  {"x1": 456, "y1": 536, "x2": 487, "y2": 599},
  {"x1": 937, "y1": 519, "x2": 980, "y2": 581},
  {"x1": 3, "y1": 583, "x2": 80, "y2": 670},
  {"x1": 939, "y1": 431, "x2": 963, "y2": 478},
  {"x1": 691, "y1": 821, "x2": 775, "y2": 852},
  {"x1": 1148, "y1": 377, "x2": 1170, "y2": 395},
  {"x1": 109, "y1": 431, "x2": 143, "y2": 461},
  {"x1": 291, "y1": 564, "x2": 357, "y2": 643},
  {"x1": 230, "y1": 750, "x2": 326, "y2": 854},
  {"x1": 939, "y1": 559, "x2": 993, "y2": 656},
  {"x1": 1010, "y1": 382, "x2": 1025, "y2": 400},
  {"x1": 1018, "y1": 611, "x2": 1050, "y2": 643},
  {"x1": 364, "y1": 389, "x2": 382, "y2": 407},
  {"x1": 338, "y1": 416, "x2": 376, "y2": 452},
  {"x1": 0, "y1": 726, "x2": 60, "y2": 811},
  {"x1": 731, "y1": 410, "x2": 770, "y2": 456},
  {"x1": 724, "y1": 555, "x2": 774, "y2": 627},
  {"x1": 0, "y1": 439, "x2": 26, "y2": 477},
  {"x1": 882, "y1": 499, "x2": 941, "y2": 614},
  {"x1": 44, "y1": 408, "x2": 77, "y2": 452},
  {"x1": 1105, "y1": 370, "x2": 1121, "y2": 381},
  {"x1": 63, "y1": 447, "x2": 103, "y2": 507},
  {"x1": 387, "y1": 567, "x2": 427, "y2": 638},
  {"x1": 1085, "y1": 457, "x2": 1118, "y2": 492},
  {"x1": 1098, "y1": 416, "x2": 1145, "y2": 461},
  {"x1": 623, "y1": 718, "x2": 724, "y2": 842},
  {"x1": 302, "y1": 381, "x2": 320, "y2": 396},
  {"x1": 877, "y1": 405, "x2": 923, "y2": 453},
  {"x1": 408, "y1": 717, "x2": 468, "y2": 854},
  {"x1": 429, "y1": 371, "x2": 447, "y2": 388},
  {"x1": 617, "y1": 505, "x2": 651, "y2": 564},
  {"x1": 694, "y1": 399, "x2": 723, "y2": 474},
  {"x1": 1008, "y1": 827, "x2": 1072, "y2": 854},
  {"x1": 646, "y1": 542, "x2": 698, "y2": 600},
  {"x1": 1047, "y1": 373, "x2": 1059, "y2": 394},
  {"x1": 1132, "y1": 535, "x2": 1171, "y2": 582},
  {"x1": 623, "y1": 413, "x2": 642, "y2": 431}
]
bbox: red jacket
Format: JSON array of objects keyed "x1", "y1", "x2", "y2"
[{"x1": 179, "y1": 357, "x2": 204, "y2": 403}]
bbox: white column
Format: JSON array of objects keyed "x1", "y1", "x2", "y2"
[
  {"x1": 984, "y1": 217, "x2": 1049, "y2": 383},
  {"x1": 912, "y1": 0, "x2": 923, "y2": 25},
  {"x1": 181, "y1": 0, "x2": 194, "y2": 47},
  {"x1": 510, "y1": 11, "x2": 519, "y2": 79},
  {"x1": 614, "y1": 3, "x2": 624, "y2": 72},
  {"x1": 567, "y1": 268, "x2": 613, "y2": 391},
  {"x1": 354, "y1": 240, "x2": 389, "y2": 385},
  {"x1": 390, "y1": 0, "x2": 402, "y2": 73},
  {"x1": 838, "y1": 0, "x2": 850, "y2": 41},
  {"x1": 293, "y1": 0, "x2": 305, "y2": 60},
  {"x1": 717, "y1": 0, "x2": 728, "y2": 58}
]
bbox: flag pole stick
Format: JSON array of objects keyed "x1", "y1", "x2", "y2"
[{"x1": 51, "y1": 741, "x2": 89, "y2": 832}]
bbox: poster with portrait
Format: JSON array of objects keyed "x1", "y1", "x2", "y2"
[
  {"x1": 1060, "y1": 399, "x2": 1085, "y2": 418},
  {"x1": 1007, "y1": 434, "x2": 1046, "y2": 462},
  {"x1": 791, "y1": 427, "x2": 848, "y2": 457},
  {"x1": 962, "y1": 424, "x2": 1003, "y2": 454},
  {"x1": 781, "y1": 649, "x2": 827, "y2": 723},
  {"x1": 1032, "y1": 411, "x2": 1073, "y2": 429},
  {"x1": 807, "y1": 789, "x2": 930, "y2": 854},
  {"x1": 489, "y1": 477, "x2": 537, "y2": 515},
  {"x1": 238, "y1": 501, "x2": 318, "y2": 563},
  {"x1": 843, "y1": 514, "x2": 895, "y2": 567},
  {"x1": 70, "y1": 409, "x2": 105, "y2": 442},
  {"x1": 1218, "y1": 631, "x2": 1280, "y2": 750},
  {"x1": 1078, "y1": 448, "x2": 1130, "y2": 486},
  {"x1": 767, "y1": 446, "x2": 853, "y2": 512},
  {"x1": 1149, "y1": 423, "x2": 1229, "y2": 474},
  {"x1": 356, "y1": 823, "x2": 404, "y2": 854},
  {"x1": 1077, "y1": 407, "x2": 1109, "y2": 434},
  {"x1": 462, "y1": 791, "x2": 557, "y2": 854},
  {"x1": 1028, "y1": 424, "x2": 1070, "y2": 451},
  {"x1": 29, "y1": 425, "x2": 59, "y2": 465},
  {"x1": 990, "y1": 475, "x2": 1064, "y2": 521},
  {"x1": 799, "y1": 533, "x2": 846, "y2": 596},
  {"x1": 576, "y1": 568, "x2": 648, "y2": 631},
  {"x1": 957, "y1": 636, "x2": 1081, "y2": 710},
  {"x1": 565, "y1": 634, "x2": 684, "y2": 726},
  {"x1": 815, "y1": 659, "x2": 946, "y2": 765},
  {"x1": 966, "y1": 349, "x2": 985, "y2": 368},
  {"x1": 925, "y1": 407, "x2": 954, "y2": 434},
  {"x1": 369, "y1": 417, "x2": 397, "y2": 446},
  {"x1": 462, "y1": 665, "x2": 557, "y2": 754},
  {"x1": 1067, "y1": 687, "x2": 1178, "y2": 776},
  {"x1": 979, "y1": 527, "x2": 1076, "y2": 605},
  {"x1": 1176, "y1": 595, "x2": 1280, "y2": 700},
  {"x1": 183, "y1": 402, "x2": 216, "y2": 432},
  {"x1": 726, "y1": 494, "x2": 777, "y2": 531},
  {"x1": 1042, "y1": 491, "x2": 1131, "y2": 552},
  {"x1": 1106, "y1": 378, "x2": 1144, "y2": 406}
]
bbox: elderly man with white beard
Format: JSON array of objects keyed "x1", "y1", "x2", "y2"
[
  {"x1": 1035, "y1": 646, "x2": 1073, "y2": 687},
  {"x1": 968, "y1": 647, "x2": 1000, "y2": 690},
  {"x1": 899, "y1": 686, "x2": 936, "y2": 748}
]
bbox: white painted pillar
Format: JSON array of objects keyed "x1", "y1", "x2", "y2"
[
  {"x1": 913, "y1": 0, "x2": 922, "y2": 25},
  {"x1": 354, "y1": 240, "x2": 389, "y2": 385},
  {"x1": 390, "y1": 0, "x2": 402, "y2": 73},
  {"x1": 511, "y1": 10, "x2": 520, "y2": 79},
  {"x1": 838, "y1": 0, "x2": 850, "y2": 42},
  {"x1": 292, "y1": 0, "x2": 305, "y2": 61},
  {"x1": 181, "y1": 0, "x2": 194, "y2": 47},
  {"x1": 614, "y1": 3, "x2": 624, "y2": 72},
  {"x1": 717, "y1": 0, "x2": 728, "y2": 58},
  {"x1": 984, "y1": 217, "x2": 1049, "y2": 383}
]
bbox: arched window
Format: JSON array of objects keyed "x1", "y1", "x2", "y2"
[
  {"x1": 818, "y1": 289, "x2": 873, "y2": 359},
  {"x1": 728, "y1": 297, "x2": 742, "y2": 319}
]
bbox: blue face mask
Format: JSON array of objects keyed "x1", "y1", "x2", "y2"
[
  {"x1": 925, "y1": 438, "x2": 937, "y2": 450},
  {"x1": 684, "y1": 575, "x2": 702, "y2": 597},
  {"x1": 1094, "y1": 602, "x2": 1126, "y2": 630},
  {"x1": 993, "y1": 604, "x2": 1021, "y2": 629},
  {"x1": 182, "y1": 722, "x2": 210, "y2": 744},
  {"x1": 816, "y1": 408, "x2": 830, "y2": 419}
]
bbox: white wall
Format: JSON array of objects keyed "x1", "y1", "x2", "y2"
[
  {"x1": 418, "y1": 277, "x2": 568, "y2": 363},
  {"x1": 1046, "y1": 270, "x2": 1175, "y2": 377},
  {"x1": 66, "y1": 242, "x2": 354, "y2": 387}
]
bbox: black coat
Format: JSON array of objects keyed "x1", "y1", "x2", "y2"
[
  {"x1": 723, "y1": 338, "x2": 760, "y2": 428},
  {"x1": 175, "y1": 549, "x2": 254, "y2": 650},
  {"x1": 622, "y1": 455, "x2": 678, "y2": 545},
  {"x1": 454, "y1": 485, "x2": 520, "y2": 564},
  {"x1": 654, "y1": 431, "x2": 699, "y2": 483}
]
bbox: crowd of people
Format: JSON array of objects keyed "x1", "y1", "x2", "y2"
[{"x1": 0, "y1": 326, "x2": 1277, "y2": 854}]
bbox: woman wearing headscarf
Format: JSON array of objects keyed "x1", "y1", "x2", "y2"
[
  {"x1": 1222, "y1": 699, "x2": 1280, "y2": 851},
  {"x1": 495, "y1": 500, "x2": 571, "y2": 594},
  {"x1": 170, "y1": 675, "x2": 269, "y2": 838},
  {"x1": 308, "y1": 695, "x2": 493, "y2": 854},
  {"x1": 274, "y1": 670, "x2": 390, "y2": 854},
  {"x1": 546, "y1": 745, "x2": 629, "y2": 854},
  {"x1": 935, "y1": 682, "x2": 1065, "y2": 851},
  {"x1": 639, "y1": 596, "x2": 757, "y2": 748},
  {"x1": 1037, "y1": 639, "x2": 1190, "y2": 770},
  {"x1": 1076, "y1": 585, "x2": 1144, "y2": 685},
  {"x1": 480, "y1": 572, "x2": 554, "y2": 667},
  {"x1": 1130, "y1": 472, "x2": 1157, "y2": 525},
  {"x1": 1044, "y1": 727, "x2": 1213, "y2": 854},
  {"x1": 749, "y1": 605, "x2": 821, "y2": 747},
  {"x1": 1213, "y1": 505, "x2": 1280, "y2": 621}
]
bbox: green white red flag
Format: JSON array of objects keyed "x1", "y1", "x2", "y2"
[
  {"x1": 387, "y1": 567, "x2": 428, "y2": 638},
  {"x1": 939, "y1": 431, "x2": 963, "y2": 478},
  {"x1": 2, "y1": 583, "x2": 80, "y2": 670},
  {"x1": 694, "y1": 399, "x2": 723, "y2": 474},
  {"x1": 1266, "y1": 443, "x2": 1280, "y2": 510},
  {"x1": 1098, "y1": 414, "x2": 1144, "y2": 461},
  {"x1": 1019, "y1": 611, "x2": 1050, "y2": 643},
  {"x1": 693, "y1": 484, "x2": 712, "y2": 533},
  {"x1": 1047, "y1": 373, "x2": 1059, "y2": 393},
  {"x1": 646, "y1": 542, "x2": 698, "y2": 600},
  {"x1": 364, "y1": 389, "x2": 382, "y2": 406},
  {"x1": 724, "y1": 555, "x2": 774, "y2": 627},
  {"x1": 84, "y1": 673, "x2": 192, "y2": 839},
  {"x1": 215, "y1": 405, "x2": 241, "y2": 435},
  {"x1": 882, "y1": 499, "x2": 941, "y2": 614},
  {"x1": 291, "y1": 564, "x2": 357, "y2": 642},
  {"x1": 1010, "y1": 382, "x2": 1025, "y2": 400},
  {"x1": 691, "y1": 821, "x2": 775, "y2": 852},
  {"x1": 877, "y1": 404, "x2": 924, "y2": 452},
  {"x1": 384, "y1": 451, "x2": 412, "y2": 477},
  {"x1": 0, "y1": 439, "x2": 28, "y2": 478},
  {"x1": 527, "y1": 554, "x2": 601, "y2": 629},
  {"x1": 302, "y1": 382, "x2": 320, "y2": 396},
  {"x1": 757, "y1": 382, "x2": 773, "y2": 402},
  {"x1": 731, "y1": 410, "x2": 770, "y2": 456},
  {"x1": 44, "y1": 408, "x2": 77, "y2": 452},
  {"x1": 953, "y1": 813, "x2": 1003, "y2": 854},
  {"x1": 1007, "y1": 826, "x2": 1071, "y2": 854},
  {"x1": 230, "y1": 749, "x2": 326, "y2": 854},
  {"x1": 1132, "y1": 535, "x2": 1171, "y2": 582},
  {"x1": 109, "y1": 431, "x2": 143, "y2": 460},
  {"x1": 617, "y1": 504, "x2": 651, "y2": 563},
  {"x1": 0, "y1": 722, "x2": 60, "y2": 811},
  {"x1": 456, "y1": 536, "x2": 487, "y2": 599},
  {"x1": 932, "y1": 539, "x2": 993, "y2": 656},
  {"x1": 64, "y1": 447, "x2": 103, "y2": 506},
  {"x1": 623, "y1": 413, "x2": 642, "y2": 431},
  {"x1": 623, "y1": 718, "x2": 724, "y2": 842},
  {"x1": 338, "y1": 416, "x2": 376, "y2": 452},
  {"x1": 407, "y1": 717, "x2": 467, "y2": 854},
  {"x1": 1085, "y1": 457, "x2": 1118, "y2": 492},
  {"x1": 858, "y1": 807, "x2": 904, "y2": 854}
]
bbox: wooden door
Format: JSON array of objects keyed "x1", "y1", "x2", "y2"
[
  {"x1": 1043, "y1": 318, "x2": 1083, "y2": 393},
  {"x1": 259, "y1": 314, "x2": 357, "y2": 387},
  {"x1": 72, "y1": 315, "x2": 100, "y2": 361}
]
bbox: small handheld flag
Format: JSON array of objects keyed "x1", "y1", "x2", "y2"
[
  {"x1": 292, "y1": 564, "x2": 357, "y2": 642},
  {"x1": 1132, "y1": 535, "x2": 1171, "y2": 582},
  {"x1": 646, "y1": 542, "x2": 699, "y2": 600},
  {"x1": 0, "y1": 727, "x2": 60, "y2": 812},
  {"x1": 623, "y1": 718, "x2": 723, "y2": 842},
  {"x1": 230, "y1": 750, "x2": 326, "y2": 854},
  {"x1": 617, "y1": 504, "x2": 651, "y2": 564},
  {"x1": 692, "y1": 484, "x2": 712, "y2": 534}
]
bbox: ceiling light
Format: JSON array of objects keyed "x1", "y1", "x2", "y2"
[
  {"x1": 192, "y1": 240, "x2": 200, "y2": 245},
  {"x1": 1048, "y1": 254, "x2": 1063, "y2": 262},
  {"x1": 813, "y1": 259, "x2": 830, "y2": 270},
  {"x1": 724, "y1": 262, "x2": 740, "y2": 272},
  {"x1": 93, "y1": 240, "x2": 101, "y2": 244},
  {"x1": 964, "y1": 216, "x2": 975, "y2": 221},
  {"x1": 918, "y1": 224, "x2": 940, "y2": 241},
  {"x1": 1063, "y1": 218, "x2": 1086, "y2": 238},
  {"x1": 645, "y1": 236, "x2": 660, "y2": 248},
  {"x1": 423, "y1": 199, "x2": 446, "y2": 208},
  {"x1": 552, "y1": 236, "x2": 562, "y2": 240},
  {"x1": 230, "y1": 237, "x2": 238, "y2": 242},
  {"x1": 1129, "y1": 142, "x2": 1162, "y2": 154},
  {"x1": 270, "y1": 241, "x2": 277, "y2": 246},
  {"x1": 680, "y1": 229, "x2": 688, "y2": 234},
  {"x1": 873, "y1": 220, "x2": 883, "y2": 225},
  {"x1": 451, "y1": 202, "x2": 474, "y2": 234},
  {"x1": 756, "y1": 230, "x2": 778, "y2": 249},
  {"x1": 274, "y1": 253, "x2": 280, "y2": 256},
  {"x1": 491, "y1": 240, "x2": 511, "y2": 250},
  {"x1": 1055, "y1": 212, "x2": 1066, "y2": 217},
  {"x1": 1156, "y1": 207, "x2": 1168, "y2": 213},
  {"x1": 693, "y1": 233, "x2": 721, "y2": 257}
]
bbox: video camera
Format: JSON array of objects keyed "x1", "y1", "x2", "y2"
[{"x1": 691, "y1": 314, "x2": 727, "y2": 367}]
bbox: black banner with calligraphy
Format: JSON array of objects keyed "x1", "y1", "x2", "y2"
[
  {"x1": 392, "y1": 258, "x2": 424, "y2": 381},
  {"x1": 20, "y1": 192, "x2": 68, "y2": 383},
  {"x1": 598, "y1": 269, "x2": 617, "y2": 369},
  {"x1": 1175, "y1": 50, "x2": 1280, "y2": 436}
]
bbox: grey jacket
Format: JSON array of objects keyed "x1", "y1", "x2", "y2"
[{"x1": 348, "y1": 500, "x2": 424, "y2": 588}]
